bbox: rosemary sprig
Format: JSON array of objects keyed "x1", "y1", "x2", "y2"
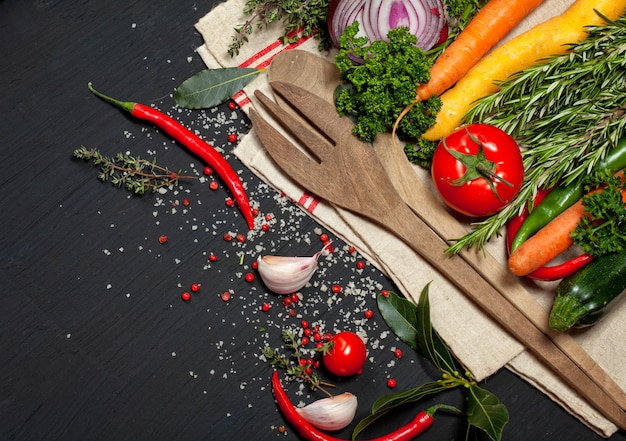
[
  {"x1": 227, "y1": 0, "x2": 332, "y2": 57},
  {"x1": 448, "y1": 13, "x2": 626, "y2": 253},
  {"x1": 74, "y1": 145, "x2": 196, "y2": 195}
]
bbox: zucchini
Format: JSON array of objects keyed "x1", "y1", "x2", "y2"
[{"x1": 549, "y1": 250, "x2": 626, "y2": 332}]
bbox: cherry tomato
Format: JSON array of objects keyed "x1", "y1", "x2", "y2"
[
  {"x1": 323, "y1": 331, "x2": 367, "y2": 376},
  {"x1": 431, "y1": 124, "x2": 524, "y2": 217}
]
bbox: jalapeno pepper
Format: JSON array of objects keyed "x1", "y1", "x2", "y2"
[
  {"x1": 87, "y1": 83, "x2": 255, "y2": 230},
  {"x1": 271, "y1": 371, "x2": 434, "y2": 441},
  {"x1": 506, "y1": 189, "x2": 592, "y2": 281},
  {"x1": 510, "y1": 136, "x2": 626, "y2": 253}
]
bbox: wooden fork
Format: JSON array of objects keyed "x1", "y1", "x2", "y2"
[{"x1": 248, "y1": 80, "x2": 626, "y2": 429}]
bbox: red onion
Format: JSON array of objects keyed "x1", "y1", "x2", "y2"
[{"x1": 328, "y1": 0, "x2": 446, "y2": 51}]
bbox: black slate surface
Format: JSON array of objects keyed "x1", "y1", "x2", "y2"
[{"x1": 1, "y1": 0, "x2": 624, "y2": 440}]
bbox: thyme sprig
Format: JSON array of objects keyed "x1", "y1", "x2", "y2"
[
  {"x1": 227, "y1": 0, "x2": 332, "y2": 57},
  {"x1": 262, "y1": 328, "x2": 335, "y2": 396},
  {"x1": 448, "y1": 13, "x2": 626, "y2": 253},
  {"x1": 74, "y1": 146, "x2": 196, "y2": 195}
]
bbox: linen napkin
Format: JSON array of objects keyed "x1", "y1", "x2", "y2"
[{"x1": 194, "y1": 0, "x2": 625, "y2": 436}]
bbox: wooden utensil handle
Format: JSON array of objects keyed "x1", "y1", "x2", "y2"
[{"x1": 384, "y1": 201, "x2": 626, "y2": 429}]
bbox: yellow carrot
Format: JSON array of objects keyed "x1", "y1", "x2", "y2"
[{"x1": 423, "y1": 0, "x2": 626, "y2": 141}]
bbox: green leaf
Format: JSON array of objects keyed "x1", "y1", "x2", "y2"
[
  {"x1": 378, "y1": 286, "x2": 456, "y2": 372},
  {"x1": 371, "y1": 381, "x2": 446, "y2": 413},
  {"x1": 174, "y1": 67, "x2": 263, "y2": 109},
  {"x1": 351, "y1": 408, "x2": 392, "y2": 441},
  {"x1": 377, "y1": 290, "x2": 421, "y2": 351},
  {"x1": 466, "y1": 384, "x2": 509, "y2": 441},
  {"x1": 352, "y1": 382, "x2": 445, "y2": 440},
  {"x1": 415, "y1": 285, "x2": 457, "y2": 373}
]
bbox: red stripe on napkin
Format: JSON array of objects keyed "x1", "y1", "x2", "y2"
[
  {"x1": 234, "y1": 28, "x2": 311, "y2": 109},
  {"x1": 238, "y1": 28, "x2": 309, "y2": 69},
  {"x1": 254, "y1": 35, "x2": 311, "y2": 69},
  {"x1": 298, "y1": 192, "x2": 320, "y2": 214},
  {"x1": 306, "y1": 197, "x2": 320, "y2": 213},
  {"x1": 232, "y1": 90, "x2": 251, "y2": 108},
  {"x1": 239, "y1": 39, "x2": 284, "y2": 68}
]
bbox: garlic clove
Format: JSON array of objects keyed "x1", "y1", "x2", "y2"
[
  {"x1": 295, "y1": 392, "x2": 358, "y2": 432},
  {"x1": 257, "y1": 243, "x2": 330, "y2": 294}
]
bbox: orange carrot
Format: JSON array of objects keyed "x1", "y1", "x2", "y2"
[
  {"x1": 393, "y1": 0, "x2": 544, "y2": 136},
  {"x1": 508, "y1": 176, "x2": 625, "y2": 277},
  {"x1": 508, "y1": 199, "x2": 586, "y2": 277},
  {"x1": 415, "y1": 0, "x2": 545, "y2": 102}
]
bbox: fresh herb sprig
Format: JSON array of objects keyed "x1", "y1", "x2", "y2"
[
  {"x1": 262, "y1": 328, "x2": 335, "y2": 396},
  {"x1": 74, "y1": 146, "x2": 196, "y2": 194},
  {"x1": 355, "y1": 285, "x2": 508, "y2": 441},
  {"x1": 228, "y1": 0, "x2": 332, "y2": 57},
  {"x1": 572, "y1": 171, "x2": 626, "y2": 256},
  {"x1": 334, "y1": 22, "x2": 441, "y2": 144},
  {"x1": 448, "y1": 13, "x2": 626, "y2": 253}
]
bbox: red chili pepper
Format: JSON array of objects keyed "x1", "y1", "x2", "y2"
[
  {"x1": 87, "y1": 83, "x2": 255, "y2": 230},
  {"x1": 506, "y1": 189, "x2": 592, "y2": 281},
  {"x1": 271, "y1": 371, "x2": 434, "y2": 441}
]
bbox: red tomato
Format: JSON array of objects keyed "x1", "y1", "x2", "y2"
[
  {"x1": 323, "y1": 331, "x2": 367, "y2": 376},
  {"x1": 431, "y1": 124, "x2": 524, "y2": 217}
]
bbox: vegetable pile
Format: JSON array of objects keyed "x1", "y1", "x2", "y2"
[{"x1": 450, "y1": 6, "x2": 626, "y2": 252}]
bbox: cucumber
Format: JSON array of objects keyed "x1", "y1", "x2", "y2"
[{"x1": 549, "y1": 250, "x2": 626, "y2": 332}]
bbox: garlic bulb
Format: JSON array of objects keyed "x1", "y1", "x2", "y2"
[
  {"x1": 295, "y1": 392, "x2": 358, "y2": 431},
  {"x1": 257, "y1": 243, "x2": 330, "y2": 294}
]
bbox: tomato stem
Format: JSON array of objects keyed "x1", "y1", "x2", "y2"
[
  {"x1": 475, "y1": 163, "x2": 514, "y2": 187},
  {"x1": 443, "y1": 128, "x2": 512, "y2": 202}
]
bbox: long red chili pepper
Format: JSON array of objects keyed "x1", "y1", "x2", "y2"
[
  {"x1": 271, "y1": 371, "x2": 434, "y2": 441},
  {"x1": 506, "y1": 189, "x2": 592, "y2": 281},
  {"x1": 87, "y1": 82, "x2": 255, "y2": 230}
]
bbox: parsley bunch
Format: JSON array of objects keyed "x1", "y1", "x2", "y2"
[
  {"x1": 572, "y1": 171, "x2": 626, "y2": 256},
  {"x1": 334, "y1": 22, "x2": 441, "y2": 145}
]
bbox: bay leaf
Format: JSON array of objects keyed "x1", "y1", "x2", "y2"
[
  {"x1": 466, "y1": 384, "x2": 509, "y2": 441},
  {"x1": 174, "y1": 67, "x2": 263, "y2": 109}
]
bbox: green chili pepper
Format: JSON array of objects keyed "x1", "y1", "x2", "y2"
[{"x1": 510, "y1": 136, "x2": 626, "y2": 253}]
